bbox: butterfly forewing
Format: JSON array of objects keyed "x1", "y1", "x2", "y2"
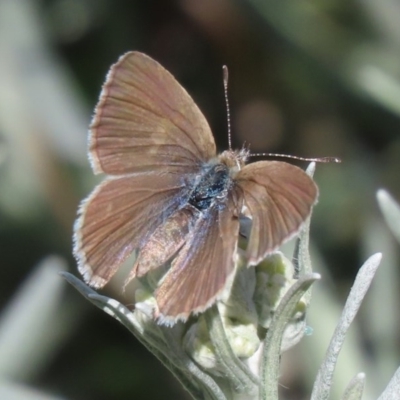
[
  {"x1": 74, "y1": 172, "x2": 190, "y2": 288},
  {"x1": 235, "y1": 161, "x2": 318, "y2": 265},
  {"x1": 155, "y1": 195, "x2": 240, "y2": 324},
  {"x1": 90, "y1": 51, "x2": 216, "y2": 175}
]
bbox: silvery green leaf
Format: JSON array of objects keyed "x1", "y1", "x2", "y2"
[
  {"x1": 377, "y1": 189, "x2": 400, "y2": 243},
  {"x1": 342, "y1": 372, "x2": 365, "y2": 400},
  {"x1": 292, "y1": 162, "x2": 315, "y2": 294},
  {"x1": 204, "y1": 306, "x2": 259, "y2": 393},
  {"x1": 260, "y1": 273, "x2": 320, "y2": 400},
  {"x1": 311, "y1": 253, "x2": 382, "y2": 400},
  {"x1": 377, "y1": 366, "x2": 400, "y2": 400},
  {"x1": 0, "y1": 381, "x2": 65, "y2": 400},
  {"x1": 0, "y1": 256, "x2": 67, "y2": 381}
]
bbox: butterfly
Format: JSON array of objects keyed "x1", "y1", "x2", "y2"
[{"x1": 73, "y1": 51, "x2": 318, "y2": 325}]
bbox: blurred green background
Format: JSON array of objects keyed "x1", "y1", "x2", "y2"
[{"x1": 1, "y1": 0, "x2": 399, "y2": 399}]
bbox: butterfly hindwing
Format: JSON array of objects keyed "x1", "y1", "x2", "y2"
[
  {"x1": 235, "y1": 161, "x2": 318, "y2": 265},
  {"x1": 155, "y1": 194, "x2": 241, "y2": 323}
]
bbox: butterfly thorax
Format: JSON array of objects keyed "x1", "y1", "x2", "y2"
[
  {"x1": 189, "y1": 164, "x2": 231, "y2": 211},
  {"x1": 188, "y1": 149, "x2": 249, "y2": 211}
]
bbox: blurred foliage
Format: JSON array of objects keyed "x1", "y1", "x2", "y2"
[{"x1": 0, "y1": 0, "x2": 399, "y2": 399}]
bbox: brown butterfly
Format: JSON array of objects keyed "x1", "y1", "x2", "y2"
[{"x1": 73, "y1": 51, "x2": 318, "y2": 325}]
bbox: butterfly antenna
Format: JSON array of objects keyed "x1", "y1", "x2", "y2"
[
  {"x1": 249, "y1": 152, "x2": 341, "y2": 163},
  {"x1": 223, "y1": 65, "x2": 232, "y2": 150}
]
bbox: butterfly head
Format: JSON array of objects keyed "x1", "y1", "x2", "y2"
[{"x1": 218, "y1": 148, "x2": 249, "y2": 176}]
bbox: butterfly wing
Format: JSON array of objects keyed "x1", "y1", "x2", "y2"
[
  {"x1": 155, "y1": 195, "x2": 241, "y2": 324},
  {"x1": 235, "y1": 161, "x2": 318, "y2": 265},
  {"x1": 74, "y1": 172, "x2": 190, "y2": 288},
  {"x1": 89, "y1": 51, "x2": 216, "y2": 175}
]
